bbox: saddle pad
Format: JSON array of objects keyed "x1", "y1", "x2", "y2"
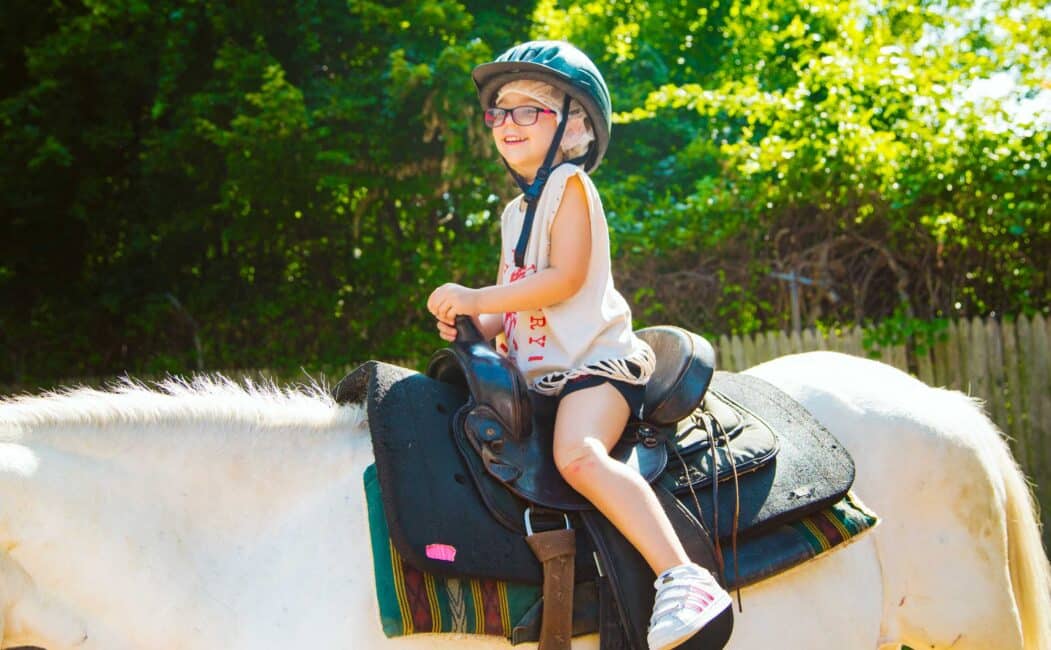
[{"x1": 365, "y1": 464, "x2": 879, "y2": 642}]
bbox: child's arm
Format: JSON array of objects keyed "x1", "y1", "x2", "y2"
[{"x1": 429, "y1": 174, "x2": 591, "y2": 321}]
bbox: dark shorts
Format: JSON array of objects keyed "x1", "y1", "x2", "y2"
[{"x1": 558, "y1": 374, "x2": 647, "y2": 422}]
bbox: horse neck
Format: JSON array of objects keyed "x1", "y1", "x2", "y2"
[{"x1": 0, "y1": 383, "x2": 373, "y2": 535}]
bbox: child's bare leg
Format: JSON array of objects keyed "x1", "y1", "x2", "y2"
[
  {"x1": 552, "y1": 382, "x2": 690, "y2": 575},
  {"x1": 554, "y1": 383, "x2": 732, "y2": 648}
]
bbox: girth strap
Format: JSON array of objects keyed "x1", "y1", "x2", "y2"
[{"x1": 526, "y1": 527, "x2": 576, "y2": 650}]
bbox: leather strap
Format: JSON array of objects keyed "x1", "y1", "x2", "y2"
[
  {"x1": 526, "y1": 528, "x2": 576, "y2": 650},
  {"x1": 595, "y1": 574, "x2": 630, "y2": 650}
]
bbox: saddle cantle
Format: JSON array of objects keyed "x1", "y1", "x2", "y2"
[
  {"x1": 638, "y1": 323, "x2": 716, "y2": 425},
  {"x1": 338, "y1": 319, "x2": 859, "y2": 650}
]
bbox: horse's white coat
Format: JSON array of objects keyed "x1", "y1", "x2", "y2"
[{"x1": 0, "y1": 354, "x2": 1046, "y2": 649}]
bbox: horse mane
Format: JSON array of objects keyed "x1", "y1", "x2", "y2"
[{"x1": 0, "y1": 374, "x2": 361, "y2": 434}]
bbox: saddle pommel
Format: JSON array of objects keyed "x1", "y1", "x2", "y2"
[
  {"x1": 638, "y1": 326, "x2": 716, "y2": 426},
  {"x1": 426, "y1": 316, "x2": 533, "y2": 444}
]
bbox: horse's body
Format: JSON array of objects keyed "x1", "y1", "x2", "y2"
[{"x1": 0, "y1": 352, "x2": 1047, "y2": 649}]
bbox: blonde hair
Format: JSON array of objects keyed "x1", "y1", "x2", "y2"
[{"x1": 495, "y1": 80, "x2": 595, "y2": 160}]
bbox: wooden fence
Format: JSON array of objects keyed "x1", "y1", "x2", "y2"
[{"x1": 716, "y1": 314, "x2": 1051, "y2": 547}]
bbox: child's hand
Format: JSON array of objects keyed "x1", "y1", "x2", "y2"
[
  {"x1": 435, "y1": 318, "x2": 459, "y2": 342},
  {"x1": 435, "y1": 314, "x2": 487, "y2": 342},
  {"x1": 427, "y1": 283, "x2": 480, "y2": 322}
]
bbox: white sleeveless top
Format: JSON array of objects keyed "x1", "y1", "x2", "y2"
[{"x1": 497, "y1": 164, "x2": 655, "y2": 395}]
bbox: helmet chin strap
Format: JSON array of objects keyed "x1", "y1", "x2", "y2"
[{"x1": 502, "y1": 94, "x2": 588, "y2": 268}]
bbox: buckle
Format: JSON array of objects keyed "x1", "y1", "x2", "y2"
[{"x1": 524, "y1": 506, "x2": 571, "y2": 537}]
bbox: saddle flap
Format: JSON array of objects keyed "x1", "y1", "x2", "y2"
[
  {"x1": 637, "y1": 326, "x2": 716, "y2": 426},
  {"x1": 362, "y1": 361, "x2": 550, "y2": 583}
]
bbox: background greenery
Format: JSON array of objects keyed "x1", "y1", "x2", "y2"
[{"x1": 2, "y1": 0, "x2": 1048, "y2": 387}]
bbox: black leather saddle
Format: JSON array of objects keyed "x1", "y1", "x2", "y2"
[{"x1": 337, "y1": 318, "x2": 856, "y2": 650}]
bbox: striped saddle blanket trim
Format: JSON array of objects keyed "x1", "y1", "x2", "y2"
[
  {"x1": 363, "y1": 464, "x2": 878, "y2": 639},
  {"x1": 723, "y1": 490, "x2": 880, "y2": 588}
]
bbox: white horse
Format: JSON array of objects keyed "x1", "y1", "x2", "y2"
[{"x1": 0, "y1": 351, "x2": 1047, "y2": 649}]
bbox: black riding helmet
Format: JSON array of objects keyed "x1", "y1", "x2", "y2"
[
  {"x1": 472, "y1": 40, "x2": 612, "y2": 172},
  {"x1": 473, "y1": 41, "x2": 612, "y2": 267}
]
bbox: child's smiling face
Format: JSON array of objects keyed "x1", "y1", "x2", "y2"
[{"x1": 491, "y1": 91, "x2": 562, "y2": 182}]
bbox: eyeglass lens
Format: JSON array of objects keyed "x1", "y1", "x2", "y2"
[{"x1": 484, "y1": 106, "x2": 547, "y2": 128}]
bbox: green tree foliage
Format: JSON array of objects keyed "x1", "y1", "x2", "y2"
[
  {"x1": 1, "y1": 0, "x2": 1047, "y2": 385},
  {"x1": 1, "y1": 1, "x2": 528, "y2": 383},
  {"x1": 593, "y1": 0, "x2": 1050, "y2": 336}
]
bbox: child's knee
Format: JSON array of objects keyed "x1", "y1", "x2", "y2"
[{"x1": 554, "y1": 436, "x2": 608, "y2": 483}]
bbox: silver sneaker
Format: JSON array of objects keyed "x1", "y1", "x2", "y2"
[{"x1": 647, "y1": 563, "x2": 732, "y2": 650}]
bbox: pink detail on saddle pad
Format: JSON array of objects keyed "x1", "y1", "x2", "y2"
[{"x1": 425, "y1": 544, "x2": 457, "y2": 562}]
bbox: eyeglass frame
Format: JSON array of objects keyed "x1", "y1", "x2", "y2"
[{"x1": 484, "y1": 105, "x2": 558, "y2": 128}]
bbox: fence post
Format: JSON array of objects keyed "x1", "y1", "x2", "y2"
[
  {"x1": 932, "y1": 322, "x2": 951, "y2": 388},
  {"x1": 984, "y1": 318, "x2": 1006, "y2": 432},
  {"x1": 946, "y1": 319, "x2": 963, "y2": 391},
  {"x1": 1030, "y1": 315, "x2": 1050, "y2": 496},
  {"x1": 1001, "y1": 318, "x2": 1027, "y2": 462},
  {"x1": 802, "y1": 328, "x2": 820, "y2": 353},
  {"x1": 731, "y1": 334, "x2": 746, "y2": 372},
  {"x1": 717, "y1": 334, "x2": 732, "y2": 371},
  {"x1": 915, "y1": 344, "x2": 935, "y2": 386},
  {"x1": 742, "y1": 332, "x2": 758, "y2": 370}
]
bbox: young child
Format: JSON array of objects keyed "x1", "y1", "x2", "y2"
[{"x1": 426, "y1": 40, "x2": 732, "y2": 650}]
